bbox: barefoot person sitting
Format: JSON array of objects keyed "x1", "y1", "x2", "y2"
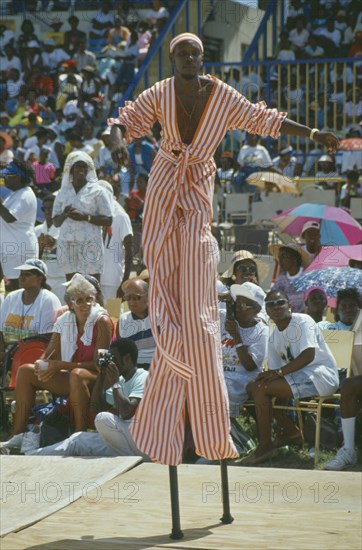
[{"x1": 242, "y1": 289, "x2": 339, "y2": 465}]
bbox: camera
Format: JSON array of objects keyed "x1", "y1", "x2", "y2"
[{"x1": 96, "y1": 351, "x2": 114, "y2": 369}]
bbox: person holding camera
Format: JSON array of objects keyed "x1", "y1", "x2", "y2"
[{"x1": 20, "y1": 339, "x2": 149, "y2": 458}]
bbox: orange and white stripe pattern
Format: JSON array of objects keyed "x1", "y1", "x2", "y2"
[{"x1": 108, "y1": 76, "x2": 286, "y2": 465}]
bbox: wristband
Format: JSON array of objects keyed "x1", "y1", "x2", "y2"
[
  {"x1": 235, "y1": 342, "x2": 243, "y2": 349},
  {"x1": 310, "y1": 128, "x2": 319, "y2": 140},
  {"x1": 87, "y1": 215, "x2": 91, "y2": 223}
]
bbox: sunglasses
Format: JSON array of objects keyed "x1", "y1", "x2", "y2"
[
  {"x1": 235, "y1": 264, "x2": 257, "y2": 274},
  {"x1": 123, "y1": 293, "x2": 147, "y2": 301},
  {"x1": 72, "y1": 296, "x2": 95, "y2": 306},
  {"x1": 265, "y1": 299, "x2": 288, "y2": 308}
]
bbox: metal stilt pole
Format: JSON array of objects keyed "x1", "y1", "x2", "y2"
[
  {"x1": 220, "y1": 459, "x2": 233, "y2": 524},
  {"x1": 169, "y1": 465, "x2": 184, "y2": 539}
]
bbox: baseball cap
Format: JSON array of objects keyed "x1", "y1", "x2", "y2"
[
  {"x1": 230, "y1": 282, "x2": 266, "y2": 309},
  {"x1": 14, "y1": 258, "x2": 48, "y2": 277},
  {"x1": 301, "y1": 221, "x2": 320, "y2": 236}
]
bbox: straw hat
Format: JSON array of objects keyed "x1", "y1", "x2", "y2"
[
  {"x1": 221, "y1": 250, "x2": 269, "y2": 283},
  {"x1": 268, "y1": 242, "x2": 311, "y2": 268},
  {"x1": 0, "y1": 131, "x2": 13, "y2": 149}
]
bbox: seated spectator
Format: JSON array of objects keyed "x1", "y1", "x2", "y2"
[
  {"x1": 335, "y1": 10, "x2": 348, "y2": 35},
  {"x1": 90, "y1": 1, "x2": 115, "y2": 40},
  {"x1": 74, "y1": 39, "x2": 97, "y2": 73},
  {"x1": 274, "y1": 31, "x2": 296, "y2": 61},
  {"x1": 41, "y1": 38, "x2": 69, "y2": 75},
  {"x1": 300, "y1": 221, "x2": 322, "y2": 259},
  {"x1": 314, "y1": 18, "x2": 342, "y2": 55},
  {"x1": 64, "y1": 15, "x2": 86, "y2": 55},
  {"x1": 98, "y1": 180, "x2": 133, "y2": 300},
  {"x1": 322, "y1": 288, "x2": 361, "y2": 331},
  {"x1": 23, "y1": 41, "x2": 42, "y2": 79},
  {"x1": 344, "y1": 88, "x2": 362, "y2": 129},
  {"x1": 33, "y1": 146, "x2": 56, "y2": 195},
  {"x1": 315, "y1": 154, "x2": 340, "y2": 190},
  {"x1": 289, "y1": 16, "x2": 309, "y2": 57},
  {"x1": 17, "y1": 19, "x2": 37, "y2": 58},
  {"x1": 268, "y1": 243, "x2": 311, "y2": 313},
  {"x1": 10, "y1": 276, "x2": 113, "y2": 442},
  {"x1": 329, "y1": 62, "x2": 353, "y2": 107},
  {"x1": 0, "y1": 259, "x2": 61, "y2": 367},
  {"x1": 117, "y1": 278, "x2": 156, "y2": 370},
  {"x1": 52, "y1": 151, "x2": 113, "y2": 281},
  {"x1": 116, "y1": 31, "x2": 140, "y2": 85},
  {"x1": 304, "y1": 286, "x2": 328, "y2": 323},
  {"x1": 146, "y1": 0, "x2": 170, "y2": 29},
  {"x1": 217, "y1": 151, "x2": 239, "y2": 194},
  {"x1": 5, "y1": 69, "x2": 26, "y2": 114},
  {"x1": 241, "y1": 289, "x2": 339, "y2": 465},
  {"x1": 0, "y1": 159, "x2": 38, "y2": 291},
  {"x1": 136, "y1": 22, "x2": 153, "y2": 62},
  {"x1": 348, "y1": 30, "x2": 362, "y2": 58},
  {"x1": 0, "y1": 43, "x2": 22, "y2": 73},
  {"x1": 221, "y1": 282, "x2": 268, "y2": 418},
  {"x1": 340, "y1": 170, "x2": 362, "y2": 208},
  {"x1": 125, "y1": 172, "x2": 148, "y2": 221},
  {"x1": 80, "y1": 65, "x2": 101, "y2": 107},
  {"x1": 107, "y1": 15, "x2": 130, "y2": 49},
  {"x1": 272, "y1": 145, "x2": 298, "y2": 178},
  {"x1": 0, "y1": 131, "x2": 14, "y2": 168},
  {"x1": 5, "y1": 339, "x2": 149, "y2": 459},
  {"x1": 324, "y1": 374, "x2": 361, "y2": 470},
  {"x1": 237, "y1": 133, "x2": 272, "y2": 191},
  {"x1": 339, "y1": 126, "x2": 362, "y2": 173},
  {"x1": 128, "y1": 136, "x2": 156, "y2": 177},
  {"x1": 304, "y1": 34, "x2": 325, "y2": 60}
]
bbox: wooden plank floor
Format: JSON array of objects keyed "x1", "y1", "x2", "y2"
[{"x1": 1, "y1": 462, "x2": 361, "y2": 549}]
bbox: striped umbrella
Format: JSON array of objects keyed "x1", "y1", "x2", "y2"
[{"x1": 272, "y1": 203, "x2": 362, "y2": 245}]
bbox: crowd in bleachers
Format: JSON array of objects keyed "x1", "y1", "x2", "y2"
[{"x1": 0, "y1": 1, "x2": 361, "y2": 470}]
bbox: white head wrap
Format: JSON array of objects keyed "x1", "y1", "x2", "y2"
[
  {"x1": 60, "y1": 151, "x2": 98, "y2": 190},
  {"x1": 169, "y1": 33, "x2": 204, "y2": 54}
]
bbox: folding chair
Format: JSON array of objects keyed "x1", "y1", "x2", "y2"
[
  {"x1": 272, "y1": 330, "x2": 355, "y2": 465},
  {"x1": 0, "y1": 336, "x2": 50, "y2": 429}
]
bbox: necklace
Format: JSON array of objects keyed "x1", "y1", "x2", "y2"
[
  {"x1": 175, "y1": 93, "x2": 199, "y2": 143},
  {"x1": 21, "y1": 292, "x2": 39, "y2": 330}
]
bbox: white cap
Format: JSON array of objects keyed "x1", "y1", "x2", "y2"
[{"x1": 230, "y1": 282, "x2": 266, "y2": 309}]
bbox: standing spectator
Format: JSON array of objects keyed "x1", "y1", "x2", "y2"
[
  {"x1": 64, "y1": 15, "x2": 86, "y2": 55},
  {"x1": 35, "y1": 194, "x2": 64, "y2": 302},
  {"x1": 17, "y1": 20, "x2": 37, "y2": 57},
  {"x1": 98, "y1": 180, "x2": 133, "y2": 300},
  {"x1": 117, "y1": 279, "x2": 156, "y2": 370},
  {"x1": 97, "y1": 127, "x2": 115, "y2": 177},
  {"x1": 268, "y1": 243, "x2": 311, "y2": 313},
  {"x1": 116, "y1": 31, "x2": 140, "y2": 85},
  {"x1": 52, "y1": 151, "x2": 113, "y2": 281},
  {"x1": 0, "y1": 160, "x2": 38, "y2": 291},
  {"x1": 33, "y1": 146, "x2": 56, "y2": 195},
  {"x1": 128, "y1": 136, "x2": 156, "y2": 176},
  {"x1": 23, "y1": 41, "x2": 42, "y2": 79}
]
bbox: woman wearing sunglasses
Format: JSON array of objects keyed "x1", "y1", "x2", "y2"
[
  {"x1": 240, "y1": 289, "x2": 338, "y2": 466},
  {"x1": 12, "y1": 276, "x2": 113, "y2": 448}
]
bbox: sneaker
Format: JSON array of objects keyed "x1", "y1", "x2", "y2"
[
  {"x1": 324, "y1": 447, "x2": 357, "y2": 471},
  {"x1": 20, "y1": 426, "x2": 41, "y2": 454},
  {"x1": 0, "y1": 433, "x2": 24, "y2": 450}
]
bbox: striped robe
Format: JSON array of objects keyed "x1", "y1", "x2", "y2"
[{"x1": 108, "y1": 76, "x2": 287, "y2": 465}]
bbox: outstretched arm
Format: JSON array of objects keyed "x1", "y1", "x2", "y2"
[{"x1": 280, "y1": 119, "x2": 339, "y2": 153}]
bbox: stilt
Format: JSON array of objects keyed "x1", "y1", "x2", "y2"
[
  {"x1": 220, "y1": 459, "x2": 234, "y2": 524},
  {"x1": 169, "y1": 465, "x2": 184, "y2": 539}
]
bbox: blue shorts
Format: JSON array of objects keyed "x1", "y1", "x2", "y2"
[{"x1": 284, "y1": 371, "x2": 318, "y2": 400}]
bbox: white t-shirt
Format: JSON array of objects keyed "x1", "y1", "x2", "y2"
[
  {"x1": 105, "y1": 368, "x2": 148, "y2": 408},
  {"x1": 237, "y1": 144, "x2": 272, "y2": 169},
  {"x1": 0, "y1": 288, "x2": 61, "y2": 345},
  {"x1": 268, "y1": 313, "x2": 338, "y2": 396},
  {"x1": 101, "y1": 201, "x2": 133, "y2": 290},
  {"x1": 0, "y1": 186, "x2": 38, "y2": 278}
]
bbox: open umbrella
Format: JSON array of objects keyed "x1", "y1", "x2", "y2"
[
  {"x1": 272, "y1": 203, "x2": 362, "y2": 245},
  {"x1": 304, "y1": 244, "x2": 362, "y2": 272},
  {"x1": 293, "y1": 266, "x2": 362, "y2": 300},
  {"x1": 339, "y1": 138, "x2": 362, "y2": 151},
  {"x1": 246, "y1": 171, "x2": 298, "y2": 194}
]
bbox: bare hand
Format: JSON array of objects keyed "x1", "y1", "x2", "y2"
[
  {"x1": 37, "y1": 360, "x2": 60, "y2": 383},
  {"x1": 66, "y1": 207, "x2": 86, "y2": 221},
  {"x1": 225, "y1": 319, "x2": 240, "y2": 341},
  {"x1": 98, "y1": 361, "x2": 120, "y2": 387},
  {"x1": 314, "y1": 131, "x2": 339, "y2": 154},
  {"x1": 253, "y1": 370, "x2": 280, "y2": 388},
  {"x1": 111, "y1": 145, "x2": 129, "y2": 167}
]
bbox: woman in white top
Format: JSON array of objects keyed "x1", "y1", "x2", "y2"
[
  {"x1": 52, "y1": 151, "x2": 113, "y2": 281},
  {"x1": 0, "y1": 159, "x2": 38, "y2": 291},
  {"x1": 241, "y1": 289, "x2": 338, "y2": 466},
  {"x1": 0, "y1": 259, "x2": 61, "y2": 368}
]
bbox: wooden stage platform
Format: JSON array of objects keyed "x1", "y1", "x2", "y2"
[{"x1": 1, "y1": 457, "x2": 361, "y2": 549}]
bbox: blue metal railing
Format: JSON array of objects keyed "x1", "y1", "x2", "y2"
[{"x1": 243, "y1": 0, "x2": 278, "y2": 62}]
